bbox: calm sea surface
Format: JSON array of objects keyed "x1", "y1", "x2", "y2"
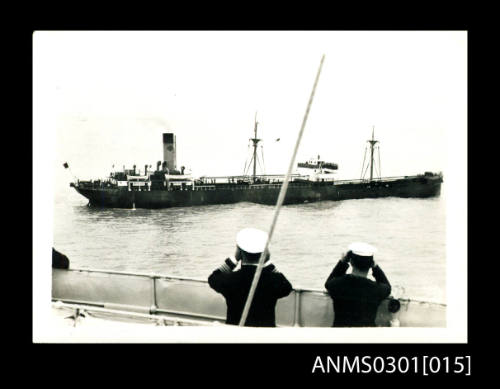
[{"x1": 53, "y1": 184, "x2": 446, "y2": 304}]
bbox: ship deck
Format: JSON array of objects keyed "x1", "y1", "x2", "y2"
[{"x1": 76, "y1": 173, "x2": 441, "y2": 191}]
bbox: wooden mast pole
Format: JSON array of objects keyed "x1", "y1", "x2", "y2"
[
  {"x1": 252, "y1": 112, "x2": 259, "y2": 182},
  {"x1": 368, "y1": 126, "x2": 378, "y2": 181},
  {"x1": 238, "y1": 55, "x2": 325, "y2": 327}
]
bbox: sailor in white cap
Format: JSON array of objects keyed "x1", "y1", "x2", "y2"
[
  {"x1": 208, "y1": 228, "x2": 292, "y2": 327},
  {"x1": 324, "y1": 242, "x2": 391, "y2": 327}
]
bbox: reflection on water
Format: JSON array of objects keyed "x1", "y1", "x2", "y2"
[{"x1": 54, "y1": 192, "x2": 446, "y2": 303}]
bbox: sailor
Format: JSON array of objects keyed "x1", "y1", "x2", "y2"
[
  {"x1": 52, "y1": 247, "x2": 70, "y2": 269},
  {"x1": 208, "y1": 228, "x2": 293, "y2": 327},
  {"x1": 324, "y1": 242, "x2": 391, "y2": 327}
]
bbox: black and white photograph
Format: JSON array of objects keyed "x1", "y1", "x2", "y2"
[{"x1": 33, "y1": 31, "x2": 467, "y2": 344}]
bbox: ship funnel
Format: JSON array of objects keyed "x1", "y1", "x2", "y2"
[{"x1": 163, "y1": 133, "x2": 177, "y2": 170}]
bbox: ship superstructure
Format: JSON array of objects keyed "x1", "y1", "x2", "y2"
[{"x1": 70, "y1": 124, "x2": 443, "y2": 209}]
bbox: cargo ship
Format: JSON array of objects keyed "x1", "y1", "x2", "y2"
[{"x1": 69, "y1": 122, "x2": 443, "y2": 209}]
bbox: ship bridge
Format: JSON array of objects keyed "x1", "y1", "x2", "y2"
[{"x1": 297, "y1": 155, "x2": 338, "y2": 182}]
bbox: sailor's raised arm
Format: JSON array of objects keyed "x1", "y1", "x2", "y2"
[
  {"x1": 216, "y1": 256, "x2": 239, "y2": 274},
  {"x1": 371, "y1": 263, "x2": 391, "y2": 297},
  {"x1": 371, "y1": 262, "x2": 390, "y2": 285},
  {"x1": 324, "y1": 253, "x2": 349, "y2": 288},
  {"x1": 266, "y1": 262, "x2": 293, "y2": 298},
  {"x1": 208, "y1": 256, "x2": 238, "y2": 293}
]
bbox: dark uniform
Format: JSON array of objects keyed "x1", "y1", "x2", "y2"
[
  {"x1": 52, "y1": 248, "x2": 70, "y2": 269},
  {"x1": 208, "y1": 257, "x2": 292, "y2": 327},
  {"x1": 325, "y1": 259, "x2": 391, "y2": 327}
]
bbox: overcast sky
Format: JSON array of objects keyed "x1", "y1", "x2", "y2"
[
  {"x1": 34, "y1": 31, "x2": 466, "y2": 190},
  {"x1": 33, "y1": 31, "x2": 468, "y2": 341}
]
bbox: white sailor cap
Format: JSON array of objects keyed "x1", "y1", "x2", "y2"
[
  {"x1": 236, "y1": 228, "x2": 269, "y2": 254},
  {"x1": 348, "y1": 242, "x2": 377, "y2": 257}
]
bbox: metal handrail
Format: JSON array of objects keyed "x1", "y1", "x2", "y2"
[
  {"x1": 333, "y1": 176, "x2": 419, "y2": 185},
  {"x1": 52, "y1": 301, "x2": 222, "y2": 326},
  {"x1": 62, "y1": 267, "x2": 447, "y2": 306}
]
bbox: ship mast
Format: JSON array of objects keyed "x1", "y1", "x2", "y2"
[
  {"x1": 250, "y1": 112, "x2": 261, "y2": 182},
  {"x1": 368, "y1": 126, "x2": 379, "y2": 181}
]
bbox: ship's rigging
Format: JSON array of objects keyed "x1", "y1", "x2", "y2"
[
  {"x1": 243, "y1": 112, "x2": 266, "y2": 181},
  {"x1": 360, "y1": 126, "x2": 381, "y2": 181}
]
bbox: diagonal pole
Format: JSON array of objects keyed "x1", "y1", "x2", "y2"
[{"x1": 238, "y1": 55, "x2": 325, "y2": 326}]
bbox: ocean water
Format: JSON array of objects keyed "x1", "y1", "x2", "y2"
[{"x1": 53, "y1": 184, "x2": 446, "y2": 304}]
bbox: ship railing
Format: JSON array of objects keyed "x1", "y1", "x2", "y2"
[
  {"x1": 52, "y1": 268, "x2": 447, "y2": 327},
  {"x1": 249, "y1": 183, "x2": 288, "y2": 189},
  {"x1": 197, "y1": 174, "x2": 305, "y2": 185},
  {"x1": 334, "y1": 175, "x2": 420, "y2": 185},
  {"x1": 199, "y1": 174, "x2": 302, "y2": 180},
  {"x1": 191, "y1": 183, "x2": 316, "y2": 191},
  {"x1": 249, "y1": 184, "x2": 268, "y2": 189},
  {"x1": 127, "y1": 175, "x2": 149, "y2": 182},
  {"x1": 52, "y1": 301, "x2": 222, "y2": 327}
]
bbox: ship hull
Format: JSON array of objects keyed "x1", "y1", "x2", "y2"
[{"x1": 75, "y1": 175, "x2": 442, "y2": 209}]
